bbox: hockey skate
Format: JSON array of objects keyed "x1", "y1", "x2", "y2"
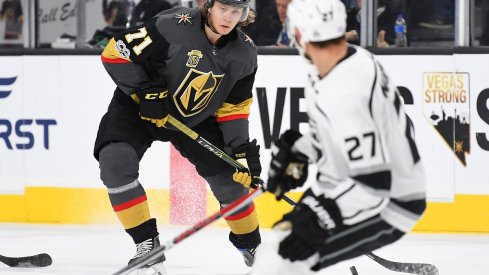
[
  {"x1": 128, "y1": 236, "x2": 168, "y2": 275},
  {"x1": 236, "y1": 246, "x2": 257, "y2": 267},
  {"x1": 229, "y1": 228, "x2": 261, "y2": 267}
]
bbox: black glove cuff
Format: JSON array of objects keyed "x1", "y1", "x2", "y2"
[
  {"x1": 137, "y1": 86, "x2": 168, "y2": 102},
  {"x1": 232, "y1": 139, "x2": 260, "y2": 158},
  {"x1": 139, "y1": 100, "x2": 164, "y2": 116},
  {"x1": 280, "y1": 129, "x2": 303, "y2": 148},
  {"x1": 298, "y1": 189, "x2": 344, "y2": 234}
]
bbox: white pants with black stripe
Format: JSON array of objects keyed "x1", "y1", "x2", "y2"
[{"x1": 250, "y1": 216, "x2": 404, "y2": 274}]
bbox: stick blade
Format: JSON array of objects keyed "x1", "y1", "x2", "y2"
[
  {"x1": 366, "y1": 252, "x2": 439, "y2": 275},
  {"x1": 0, "y1": 253, "x2": 52, "y2": 267}
]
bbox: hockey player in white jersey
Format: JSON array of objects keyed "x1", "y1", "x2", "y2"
[{"x1": 251, "y1": 0, "x2": 427, "y2": 274}]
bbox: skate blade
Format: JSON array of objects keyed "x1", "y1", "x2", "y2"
[{"x1": 134, "y1": 262, "x2": 168, "y2": 275}]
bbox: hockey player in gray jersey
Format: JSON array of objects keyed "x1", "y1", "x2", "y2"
[
  {"x1": 95, "y1": 0, "x2": 263, "y2": 274},
  {"x1": 251, "y1": 0, "x2": 426, "y2": 274}
]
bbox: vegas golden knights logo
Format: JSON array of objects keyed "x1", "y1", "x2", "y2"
[
  {"x1": 173, "y1": 68, "x2": 224, "y2": 117},
  {"x1": 186, "y1": 50, "x2": 203, "y2": 68}
]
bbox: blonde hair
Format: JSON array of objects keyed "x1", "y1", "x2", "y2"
[{"x1": 201, "y1": 2, "x2": 256, "y2": 27}]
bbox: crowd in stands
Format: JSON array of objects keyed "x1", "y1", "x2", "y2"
[
  {"x1": 0, "y1": 0, "x2": 23, "y2": 46},
  {"x1": 245, "y1": 0, "x2": 489, "y2": 48},
  {"x1": 1, "y1": 0, "x2": 489, "y2": 48}
]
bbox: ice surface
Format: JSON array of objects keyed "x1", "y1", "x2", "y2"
[{"x1": 0, "y1": 223, "x2": 488, "y2": 274}]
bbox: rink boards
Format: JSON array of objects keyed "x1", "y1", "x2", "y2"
[{"x1": 1, "y1": 53, "x2": 489, "y2": 232}]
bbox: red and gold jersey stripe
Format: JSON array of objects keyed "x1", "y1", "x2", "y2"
[{"x1": 215, "y1": 98, "x2": 253, "y2": 123}]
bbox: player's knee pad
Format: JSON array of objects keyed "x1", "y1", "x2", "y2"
[
  {"x1": 98, "y1": 142, "x2": 146, "y2": 205},
  {"x1": 99, "y1": 143, "x2": 150, "y2": 230},
  {"x1": 204, "y1": 171, "x2": 249, "y2": 205},
  {"x1": 99, "y1": 142, "x2": 139, "y2": 188}
]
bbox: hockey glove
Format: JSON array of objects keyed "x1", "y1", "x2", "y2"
[
  {"x1": 232, "y1": 139, "x2": 262, "y2": 188},
  {"x1": 273, "y1": 188, "x2": 343, "y2": 262},
  {"x1": 137, "y1": 86, "x2": 170, "y2": 128},
  {"x1": 266, "y1": 130, "x2": 309, "y2": 200}
]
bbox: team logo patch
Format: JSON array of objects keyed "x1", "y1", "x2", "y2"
[
  {"x1": 115, "y1": 40, "x2": 130, "y2": 59},
  {"x1": 174, "y1": 13, "x2": 193, "y2": 25},
  {"x1": 423, "y1": 72, "x2": 471, "y2": 166},
  {"x1": 173, "y1": 69, "x2": 224, "y2": 117},
  {"x1": 186, "y1": 50, "x2": 203, "y2": 68}
]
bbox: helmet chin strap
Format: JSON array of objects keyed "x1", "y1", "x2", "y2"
[
  {"x1": 292, "y1": 35, "x2": 313, "y2": 63},
  {"x1": 205, "y1": 15, "x2": 223, "y2": 35}
]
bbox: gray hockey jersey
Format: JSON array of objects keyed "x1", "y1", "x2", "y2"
[{"x1": 101, "y1": 7, "x2": 258, "y2": 147}]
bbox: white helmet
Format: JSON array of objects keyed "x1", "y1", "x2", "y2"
[{"x1": 287, "y1": 0, "x2": 347, "y2": 45}]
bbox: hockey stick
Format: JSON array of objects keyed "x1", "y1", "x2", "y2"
[
  {"x1": 167, "y1": 116, "x2": 439, "y2": 274},
  {"x1": 112, "y1": 187, "x2": 264, "y2": 275},
  {"x1": 364, "y1": 252, "x2": 439, "y2": 275},
  {"x1": 166, "y1": 115, "x2": 297, "y2": 206},
  {"x1": 0, "y1": 253, "x2": 52, "y2": 268}
]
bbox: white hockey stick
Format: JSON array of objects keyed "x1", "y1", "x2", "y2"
[{"x1": 364, "y1": 252, "x2": 439, "y2": 275}]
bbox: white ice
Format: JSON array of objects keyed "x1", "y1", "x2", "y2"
[{"x1": 1, "y1": 223, "x2": 488, "y2": 274}]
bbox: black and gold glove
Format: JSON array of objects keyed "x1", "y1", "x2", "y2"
[
  {"x1": 136, "y1": 86, "x2": 170, "y2": 127},
  {"x1": 266, "y1": 130, "x2": 309, "y2": 200},
  {"x1": 232, "y1": 139, "x2": 262, "y2": 188}
]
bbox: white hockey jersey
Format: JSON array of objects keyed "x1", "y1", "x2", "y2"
[{"x1": 293, "y1": 45, "x2": 426, "y2": 232}]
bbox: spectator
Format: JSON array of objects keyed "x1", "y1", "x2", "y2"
[
  {"x1": 90, "y1": 0, "x2": 173, "y2": 48},
  {"x1": 343, "y1": 0, "x2": 360, "y2": 44},
  {"x1": 418, "y1": 0, "x2": 454, "y2": 29},
  {"x1": 244, "y1": 0, "x2": 279, "y2": 46},
  {"x1": 0, "y1": 0, "x2": 23, "y2": 40},
  {"x1": 343, "y1": 0, "x2": 399, "y2": 47},
  {"x1": 377, "y1": 0, "x2": 403, "y2": 45},
  {"x1": 377, "y1": 29, "x2": 390, "y2": 47},
  {"x1": 129, "y1": 0, "x2": 172, "y2": 27},
  {"x1": 274, "y1": 0, "x2": 293, "y2": 47},
  {"x1": 103, "y1": 0, "x2": 133, "y2": 28},
  {"x1": 88, "y1": 0, "x2": 134, "y2": 48},
  {"x1": 244, "y1": 0, "x2": 292, "y2": 47}
]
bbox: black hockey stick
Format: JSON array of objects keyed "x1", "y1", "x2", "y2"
[
  {"x1": 0, "y1": 253, "x2": 52, "y2": 268},
  {"x1": 167, "y1": 116, "x2": 439, "y2": 274},
  {"x1": 364, "y1": 252, "x2": 439, "y2": 275},
  {"x1": 166, "y1": 115, "x2": 297, "y2": 205},
  {"x1": 112, "y1": 187, "x2": 264, "y2": 275}
]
